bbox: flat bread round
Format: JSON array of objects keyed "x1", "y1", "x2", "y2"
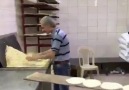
[
  {"x1": 66, "y1": 77, "x2": 85, "y2": 85},
  {"x1": 123, "y1": 85, "x2": 129, "y2": 90},
  {"x1": 100, "y1": 82, "x2": 123, "y2": 90},
  {"x1": 82, "y1": 79, "x2": 101, "y2": 88}
]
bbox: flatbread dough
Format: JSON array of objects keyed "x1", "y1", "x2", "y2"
[
  {"x1": 66, "y1": 77, "x2": 85, "y2": 85},
  {"x1": 123, "y1": 85, "x2": 129, "y2": 90},
  {"x1": 82, "y1": 79, "x2": 101, "y2": 88},
  {"x1": 6, "y1": 45, "x2": 50, "y2": 67},
  {"x1": 100, "y1": 82, "x2": 123, "y2": 90}
]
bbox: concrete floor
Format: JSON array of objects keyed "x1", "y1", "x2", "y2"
[{"x1": 0, "y1": 70, "x2": 129, "y2": 90}]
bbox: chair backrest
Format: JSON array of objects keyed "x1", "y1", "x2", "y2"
[{"x1": 78, "y1": 46, "x2": 95, "y2": 66}]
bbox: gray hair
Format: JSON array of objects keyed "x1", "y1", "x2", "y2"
[{"x1": 40, "y1": 16, "x2": 56, "y2": 28}]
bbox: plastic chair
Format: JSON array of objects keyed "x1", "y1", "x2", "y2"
[{"x1": 78, "y1": 46, "x2": 99, "y2": 77}]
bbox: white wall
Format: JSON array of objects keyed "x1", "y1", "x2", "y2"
[
  {"x1": 57, "y1": 0, "x2": 129, "y2": 58},
  {"x1": 0, "y1": 0, "x2": 17, "y2": 35},
  {"x1": 1, "y1": 0, "x2": 129, "y2": 58}
]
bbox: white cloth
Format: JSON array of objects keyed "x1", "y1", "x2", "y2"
[
  {"x1": 120, "y1": 33, "x2": 129, "y2": 42},
  {"x1": 119, "y1": 33, "x2": 129, "y2": 46},
  {"x1": 119, "y1": 32, "x2": 129, "y2": 62},
  {"x1": 119, "y1": 44, "x2": 129, "y2": 51},
  {"x1": 118, "y1": 38, "x2": 128, "y2": 46}
]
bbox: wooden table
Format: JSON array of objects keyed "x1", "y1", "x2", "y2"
[{"x1": 25, "y1": 72, "x2": 124, "y2": 90}]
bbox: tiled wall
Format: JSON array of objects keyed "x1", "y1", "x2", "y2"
[
  {"x1": 0, "y1": 0, "x2": 129, "y2": 58},
  {"x1": 57, "y1": 0, "x2": 129, "y2": 58},
  {"x1": 0, "y1": 0, "x2": 17, "y2": 35},
  {"x1": 0, "y1": 0, "x2": 24, "y2": 51}
]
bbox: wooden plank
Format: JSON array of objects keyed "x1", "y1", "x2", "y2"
[
  {"x1": 23, "y1": 13, "x2": 59, "y2": 18},
  {"x1": 38, "y1": 0, "x2": 59, "y2": 4},
  {"x1": 24, "y1": 24, "x2": 41, "y2": 27},
  {"x1": 22, "y1": 3, "x2": 59, "y2": 10},
  {"x1": 24, "y1": 23, "x2": 59, "y2": 27},
  {"x1": 25, "y1": 72, "x2": 69, "y2": 84},
  {"x1": 24, "y1": 72, "x2": 123, "y2": 90},
  {"x1": 24, "y1": 33, "x2": 49, "y2": 37},
  {"x1": 0, "y1": 67, "x2": 46, "y2": 71}
]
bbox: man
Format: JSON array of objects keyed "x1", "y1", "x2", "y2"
[{"x1": 26, "y1": 16, "x2": 70, "y2": 90}]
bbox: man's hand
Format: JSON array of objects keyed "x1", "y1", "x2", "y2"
[
  {"x1": 26, "y1": 49, "x2": 56, "y2": 61},
  {"x1": 26, "y1": 54, "x2": 40, "y2": 61}
]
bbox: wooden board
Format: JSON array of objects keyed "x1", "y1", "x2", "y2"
[
  {"x1": 25, "y1": 72, "x2": 69, "y2": 85},
  {"x1": 25, "y1": 72, "x2": 124, "y2": 90}
]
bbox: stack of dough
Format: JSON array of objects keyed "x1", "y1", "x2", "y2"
[{"x1": 6, "y1": 46, "x2": 50, "y2": 67}]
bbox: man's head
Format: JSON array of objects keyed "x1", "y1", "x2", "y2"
[{"x1": 40, "y1": 16, "x2": 56, "y2": 34}]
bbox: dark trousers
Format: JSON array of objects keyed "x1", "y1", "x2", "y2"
[{"x1": 53, "y1": 61, "x2": 70, "y2": 90}]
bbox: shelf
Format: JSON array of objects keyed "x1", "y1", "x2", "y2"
[
  {"x1": 39, "y1": 44, "x2": 51, "y2": 47},
  {"x1": 24, "y1": 23, "x2": 59, "y2": 27},
  {"x1": 38, "y1": 0, "x2": 59, "y2": 4},
  {"x1": 26, "y1": 44, "x2": 51, "y2": 47},
  {"x1": 22, "y1": 2, "x2": 59, "y2": 10},
  {"x1": 23, "y1": 13, "x2": 59, "y2": 18},
  {"x1": 24, "y1": 33, "x2": 51, "y2": 37},
  {"x1": 24, "y1": 24, "x2": 41, "y2": 27},
  {"x1": 39, "y1": 37, "x2": 52, "y2": 40},
  {"x1": 21, "y1": 0, "x2": 59, "y2": 53}
]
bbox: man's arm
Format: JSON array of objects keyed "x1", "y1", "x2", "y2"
[
  {"x1": 26, "y1": 34, "x2": 62, "y2": 61},
  {"x1": 38, "y1": 49, "x2": 52, "y2": 55},
  {"x1": 26, "y1": 49, "x2": 56, "y2": 61},
  {"x1": 37, "y1": 49, "x2": 56, "y2": 59}
]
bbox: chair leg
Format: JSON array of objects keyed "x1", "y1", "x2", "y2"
[
  {"x1": 81, "y1": 69, "x2": 84, "y2": 77},
  {"x1": 97, "y1": 68, "x2": 99, "y2": 75}
]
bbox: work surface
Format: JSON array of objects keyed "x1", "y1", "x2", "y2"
[
  {"x1": 0, "y1": 70, "x2": 46, "y2": 90},
  {"x1": 25, "y1": 72, "x2": 129, "y2": 90},
  {"x1": 0, "y1": 70, "x2": 129, "y2": 90}
]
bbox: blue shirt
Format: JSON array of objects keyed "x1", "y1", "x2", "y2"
[{"x1": 51, "y1": 28, "x2": 70, "y2": 61}]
